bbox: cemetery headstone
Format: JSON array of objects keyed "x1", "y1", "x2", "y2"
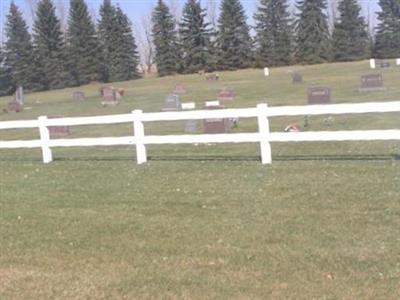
[
  {"x1": 217, "y1": 88, "x2": 235, "y2": 102},
  {"x1": 48, "y1": 116, "x2": 70, "y2": 138},
  {"x1": 181, "y1": 102, "x2": 197, "y2": 133},
  {"x1": 205, "y1": 73, "x2": 219, "y2": 81},
  {"x1": 101, "y1": 87, "x2": 119, "y2": 106},
  {"x1": 307, "y1": 87, "x2": 331, "y2": 104},
  {"x1": 291, "y1": 72, "x2": 303, "y2": 84},
  {"x1": 264, "y1": 67, "x2": 269, "y2": 77},
  {"x1": 73, "y1": 91, "x2": 86, "y2": 101},
  {"x1": 4, "y1": 100, "x2": 22, "y2": 113},
  {"x1": 379, "y1": 60, "x2": 391, "y2": 68},
  {"x1": 370, "y1": 59, "x2": 376, "y2": 69},
  {"x1": 359, "y1": 74, "x2": 385, "y2": 92},
  {"x1": 15, "y1": 86, "x2": 24, "y2": 105},
  {"x1": 203, "y1": 103, "x2": 229, "y2": 134},
  {"x1": 174, "y1": 83, "x2": 187, "y2": 94},
  {"x1": 162, "y1": 94, "x2": 181, "y2": 111},
  {"x1": 397, "y1": 58, "x2": 400, "y2": 66}
]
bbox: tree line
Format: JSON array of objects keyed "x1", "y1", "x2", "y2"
[{"x1": 1, "y1": 0, "x2": 400, "y2": 96}]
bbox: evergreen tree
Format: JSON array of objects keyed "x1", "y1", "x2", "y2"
[
  {"x1": 217, "y1": 0, "x2": 253, "y2": 69},
  {"x1": 374, "y1": 0, "x2": 400, "y2": 58},
  {"x1": 32, "y1": 0, "x2": 69, "y2": 90},
  {"x1": 254, "y1": 0, "x2": 292, "y2": 67},
  {"x1": 332, "y1": 0, "x2": 369, "y2": 61},
  {"x1": 0, "y1": 46, "x2": 13, "y2": 96},
  {"x1": 66, "y1": 0, "x2": 100, "y2": 86},
  {"x1": 98, "y1": 0, "x2": 116, "y2": 82},
  {"x1": 109, "y1": 7, "x2": 140, "y2": 81},
  {"x1": 179, "y1": 0, "x2": 211, "y2": 73},
  {"x1": 151, "y1": 0, "x2": 181, "y2": 76},
  {"x1": 3, "y1": 1, "x2": 35, "y2": 91},
  {"x1": 295, "y1": 0, "x2": 331, "y2": 64}
]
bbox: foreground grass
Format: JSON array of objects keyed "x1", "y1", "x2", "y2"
[{"x1": 0, "y1": 61, "x2": 400, "y2": 299}]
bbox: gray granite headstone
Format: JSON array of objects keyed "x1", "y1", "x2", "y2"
[
  {"x1": 360, "y1": 74, "x2": 385, "y2": 91},
  {"x1": 379, "y1": 60, "x2": 391, "y2": 68},
  {"x1": 162, "y1": 94, "x2": 181, "y2": 111},
  {"x1": 307, "y1": 87, "x2": 331, "y2": 104},
  {"x1": 292, "y1": 72, "x2": 303, "y2": 84},
  {"x1": 15, "y1": 86, "x2": 24, "y2": 105}
]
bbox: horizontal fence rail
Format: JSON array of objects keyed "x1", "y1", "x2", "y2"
[{"x1": 0, "y1": 101, "x2": 399, "y2": 164}]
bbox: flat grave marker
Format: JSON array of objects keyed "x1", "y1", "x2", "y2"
[
  {"x1": 307, "y1": 87, "x2": 331, "y2": 104},
  {"x1": 359, "y1": 74, "x2": 385, "y2": 92},
  {"x1": 217, "y1": 88, "x2": 235, "y2": 102},
  {"x1": 162, "y1": 94, "x2": 181, "y2": 111}
]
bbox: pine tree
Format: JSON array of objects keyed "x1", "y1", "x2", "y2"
[
  {"x1": 217, "y1": 0, "x2": 253, "y2": 69},
  {"x1": 33, "y1": 0, "x2": 69, "y2": 90},
  {"x1": 98, "y1": 0, "x2": 116, "y2": 82},
  {"x1": 66, "y1": 0, "x2": 100, "y2": 86},
  {"x1": 254, "y1": 0, "x2": 292, "y2": 67},
  {"x1": 109, "y1": 7, "x2": 140, "y2": 82},
  {"x1": 152, "y1": 0, "x2": 181, "y2": 76},
  {"x1": 332, "y1": 0, "x2": 369, "y2": 61},
  {"x1": 295, "y1": 0, "x2": 331, "y2": 64},
  {"x1": 179, "y1": 0, "x2": 211, "y2": 73},
  {"x1": 374, "y1": 0, "x2": 400, "y2": 58},
  {"x1": 0, "y1": 46, "x2": 13, "y2": 96},
  {"x1": 3, "y1": 1, "x2": 35, "y2": 91}
]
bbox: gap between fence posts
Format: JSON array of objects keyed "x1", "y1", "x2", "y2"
[
  {"x1": 257, "y1": 103, "x2": 272, "y2": 164},
  {"x1": 132, "y1": 110, "x2": 147, "y2": 164},
  {"x1": 38, "y1": 116, "x2": 53, "y2": 163}
]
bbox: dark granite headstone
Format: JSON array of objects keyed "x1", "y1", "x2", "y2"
[
  {"x1": 174, "y1": 83, "x2": 187, "y2": 94},
  {"x1": 101, "y1": 87, "x2": 119, "y2": 106},
  {"x1": 4, "y1": 101, "x2": 22, "y2": 113},
  {"x1": 203, "y1": 105, "x2": 229, "y2": 134},
  {"x1": 73, "y1": 91, "x2": 86, "y2": 101},
  {"x1": 162, "y1": 94, "x2": 181, "y2": 111},
  {"x1": 292, "y1": 72, "x2": 303, "y2": 84},
  {"x1": 360, "y1": 74, "x2": 385, "y2": 91},
  {"x1": 48, "y1": 116, "x2": 70, "y2": 138},
  {"x1": 379, "y1": 60, "x2": 391, "y2": 68},
  {"x1": 307, "y1": 87, "x2": 331, "y2": 104},
  {"x1": 217, "y1": 88, "x2": 235, "y2": 102}
]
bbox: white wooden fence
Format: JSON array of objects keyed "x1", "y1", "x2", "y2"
[{"x1": 1, "y1": 101, "x2": 400, "y2": 164}]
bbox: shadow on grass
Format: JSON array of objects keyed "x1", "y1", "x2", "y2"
[{"x1": 0, "y1": 154, "x2": 399, "y2": 163}]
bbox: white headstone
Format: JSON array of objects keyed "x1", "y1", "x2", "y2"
[
  {"x1": 15, "y1": 86, "x2": 24, "y2": 105},
  {"x1": 205, "y1": 100, "x2": 220, "y2": 107},
  {"x1": 396, "y1": 59, "x2": 400, "y2": 66},
  {"x1": 264, "y1": 67, "x2": 269, "y2": 76},
  {"x1": 181, "y1": 102, "x2": 196, "y2": 110},
  {"x1": 370, "y1": 59, "x2": 376, "y2": 69}
]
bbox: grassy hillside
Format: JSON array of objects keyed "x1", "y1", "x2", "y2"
[{"x1": 0, "y1": 61, "x2": 399, "y2": 299}]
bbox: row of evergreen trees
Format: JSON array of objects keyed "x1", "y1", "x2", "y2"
[
  {"x1": 0, "y1": 0, "x2": 139, "y2": 95},
  {"x1": 153, "y1": 0, "x2": 400, "y2": 76},
  {"x1": 1, "y1": 0, "x2": 400, "y2": 95}
]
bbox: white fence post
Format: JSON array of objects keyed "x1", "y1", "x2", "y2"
[
  {"x1": 38, "y1": 116, "x2": 53, "y2": 163},
  {"x1": 257, "y1": 103, "x2": 272, "y2": 164},
  {"x1": 132, "y1": 110, "x2": 147, "y2": 164}
]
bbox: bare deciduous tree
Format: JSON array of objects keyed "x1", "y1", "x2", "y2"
[
  {"x1": 56, "y1": 0, "x2": 67, "y2": 34},
  {"x1": 206, "y1": 0, "x2": 218, "y2": 32},
  {"x1": 134, "y1": 13, "x2": 154, "y2": 75}
]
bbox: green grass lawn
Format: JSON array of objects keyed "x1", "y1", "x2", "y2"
[{"x1": 0, "y1": 61, "x2": 399, "y2": 299}]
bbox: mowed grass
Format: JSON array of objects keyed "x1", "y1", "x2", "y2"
[{"x1": 0, "y1": 61, "x2": 400, "y2": 299}]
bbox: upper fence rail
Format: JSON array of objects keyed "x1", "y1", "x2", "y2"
[{"x1": 0, "y1": 101, "x2": 399, "y2": 164}]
